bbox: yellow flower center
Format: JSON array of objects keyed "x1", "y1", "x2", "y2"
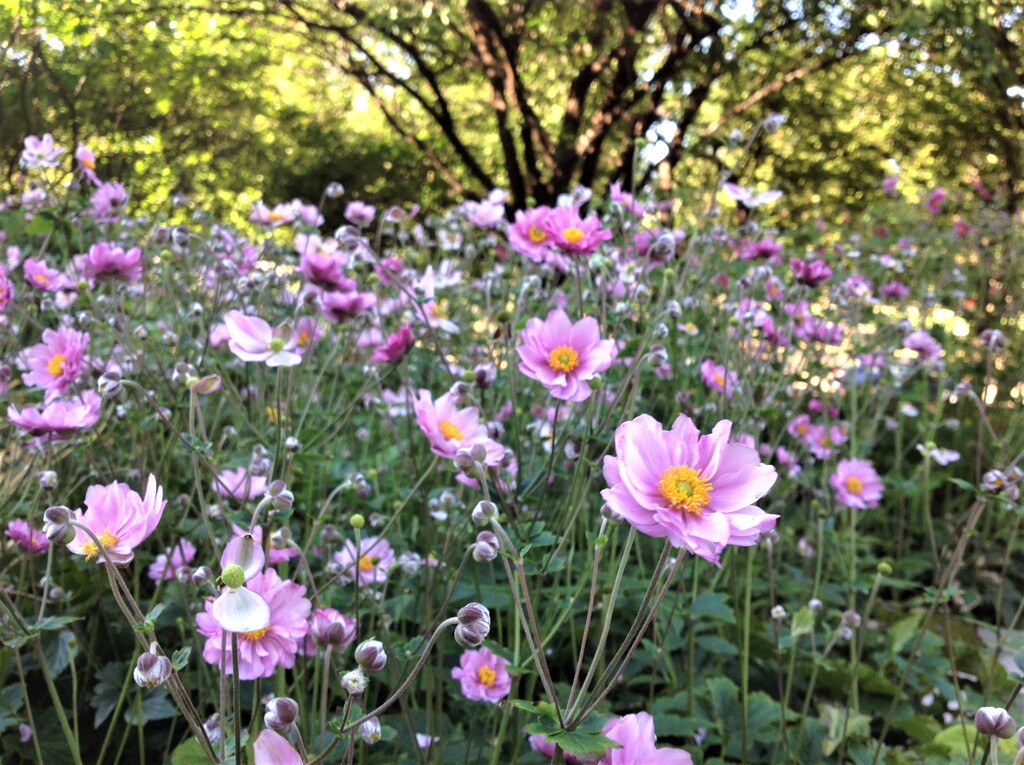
[
  {"x1": 83, "y1": 157, "x2": 96, "y2": 170},
  {"x1": 241, "y1": 626, "x2": 271, "y2": 641},
  {"x1": 83, "y1": 529, "x2": 119, "y2": 560},
  {"x1": 477, "y1": 665, "x2": 497, "y2": 688},
  {"x1": 796, "y1": 423, "x2": 808, "y2": 436},
  {"x1": 845, "y1": 476, "x2": 863, "y2": 494},
  {"x1": 266, "y1": 211, "x2": 287, "y2": 222},
  {"x1": 358, "y1": 554, "x2": 375, "y2": 572},
  {"x1": 548, "y1": 345, "x2": 580, "y2": 374},
  {"x1": 562, "y1": 227, "x2": 584, "y2": 244},
  {"x1": 47, "y1": 353, "x2": 68, "y2": 377},
  {"x1": 298, "y1": 330, "x2": 311, "y2": 347},
  {"x1": 528, "y1": 226, "x2": 547, "y2": 244},
  {"x1": 439, "y1": 420, "x2": 464, "y2": 441},
  {"x1": 33, "y1": 273, "x2": 49, "y2": 285},
  {"x1": 657, "y1": 466, "x2": 713, "y2": 515},
  {"x1": 713, "y1": 372, "x2": 725, "y2": 388}
]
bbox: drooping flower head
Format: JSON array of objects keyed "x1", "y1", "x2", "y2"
[
  {"x1": 414, "y1": 390, "x2": 504, "y2": 466},
  {"x1": 599, "y1": 712, "x2": 693, "y2": 765},
  {"x1": 829, "y1": 459, "x2": 883, "y2": 510},
  {"x1": 7, "y1": 390, "x2": 102, "y2": 442},
  {"x1": 66, "y1": 475, "x2": 166, "y2": 565},
  {"x1": 602, "y1": 414, "x2": 778, "y2": 565},
  {"x1": 19, "y1": 326, "x2": 89, "y2": 400},
  {"x1": 517, "y1": 310, "x2": 616, "y2": 402},
  {"x1": 451, "y1": 647, "x2": 512, "y2": 703},
  {"x1": 6, "y1": 519, "x2": 49, "y2": 554},
  {"x1": 196, "y1": 568, "x2": 311, "y2": 680}
]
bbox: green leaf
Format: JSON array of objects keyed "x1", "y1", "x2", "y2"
[
  {"x1": 791, "y1": 606, "x2": 815, "y2": 638},
  {"x1": 30, "y1": 615, "x2": 82, "y2": 632},
  {"x1": 41, "y1": 629, "x2": 78, "y2": 678},
  {"x1": 135, "y1": 602, "x2": 166, "y2": 633},
  {"x1": 544, "y1": 729, "x2": 619, "y2": 760},
  {"x1": 25, "y1": 215, "x2": 54, "y2": 236},
  {"x1": 171, "y1": 646, "x2": 192, "y2": 671},
  {"x1": 171, "y1": 737, "x2": 211, "y2": 765},
  {"x1": 821, "y1": 704, "x2": 872, "y2": 756},
  {"x1": 509, "y1": 699, "x2": 561, "y2": 722},
  {"x1": 690, "y1": 592, "x2": 736, "y2": 624},
  {"x1": 124, "y1": 689, "x2": 177, "y2": 726}
]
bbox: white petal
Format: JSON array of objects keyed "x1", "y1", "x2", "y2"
[{"x1": 211, "y1": 586, "x2": 271, "y2": 634}]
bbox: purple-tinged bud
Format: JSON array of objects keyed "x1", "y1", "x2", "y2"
[
  {"x1": 325, "y1": 181, "x2": 345, "y2": 199},
  {"x1": 310, "y1": 608, "x2": 357, "y2": 650},
  {"x1": 284, "y1": 436, "x2": 301, "y2": 453},
  {"x1": 38, "y1": 470, "x2": 58, "y2": 490},
  {"x1": 191, "y1": 566, "x2": 213, "y2": 584},
  {"x1": 264, "y1": 697, "x2": 299, "y2": 732},
  {"x1": 354, "y1": 639, "x2": 387, "y2": 673},
  {"x1": 471, "y1": 500, "x2": 497, "y2": 526},
  {"x1": 841, "y1": 610, "x2": 862, "y2": 629},
  {"x1": 134, "y1": 647, "x2": 172, "y2": 687},
  {"x1": 321, "y1": 523, "x2": 342, "y2": 543},
  {"x1": 98, "y1": 371, "x2": 122, "y2": 399},
  {"x1": 42, "y1": 506, "x2": 73, "y2": 543},
  {"x1": 975, "y1": 706, "x2": 1016, "y2": 738},
  {"x1": 469, "y1": 443, "x2": 488, "y2": 463},
  {"x1": 174, "y1": 566, "x2": 194, "y2": 585},
  {"x1": 190, "y1": 374, "x2": 222, "y2": 394},
  {"x1": 453, "y1": 449, "x2": 476, "y2": 470},
  {"x1": 454, "y1": 602, "x2": 491, "y2": 648},
  {"x1": 203, "y1": 714, "x2": 223, "y2": 745}
]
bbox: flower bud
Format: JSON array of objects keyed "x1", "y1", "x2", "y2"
[
  {"x1": 340, "y1": 667, "x2": 369, "y2": 695},
  {"x1": 975, "y1": 707, "x2": 1016, "y2": 739},
  {"x1": 471, "y1": 500, "x2": 497, "y2": 526},
  {"x1": 350, "y1": 514, "x2": 365, "y2": 530},
  {"x1": 469, "y1": 443, "x2": 488, "y2": 463},
  {"x1": 472, "y1": 531, "x2": 499, "y2": 563},
  {"x1": 284, "y1": 436, "x2": 301, "y2": 453},
  {"x1": 134, "y1": 647, "x2": 172, "y2": 688},
  {"x1": 454, "y1": 602, "x2": 491, "y2": 648},
  {"x1": 191, "y1": 566, "x2": 213, "y2": 584},
  {"x1": 264, "y1": 697, "x2": 299, "y2": 732},
  {"x1": 354, "y1": 639, "x2": 387, "y2": 673},
  {"x1": 453, "y1": 448, "x2": 476, "y2": 470},
  {"x1": 42, "y1": 506, "x2": 73, "y2": 543},
  {"x1": 310, "y1": 609, "x2": 357, "y2": 650},
  {"x1": 98, "y1": 371, "x2": 122, "y2": 399},
  {"x1": 38, "y1": 470, "x2": 58, "y2": 490},
  {"x1": 770, "y1": 605, "x2": 787, "y2": 621},
  {"x1": 190, "y1": 374, "x2": 222, "y2": 394},
  {"x1": 841, "y1": 609, "x2": 862, "y2": 629}
]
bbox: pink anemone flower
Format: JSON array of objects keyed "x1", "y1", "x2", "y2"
[
  {"x1": 333, "y1": 536, "x2": 395, "y2": 586},
  {"x1": 222, "y1": 310, "x2": 302, "y2": 367},
  {"x1": 76, "y1": 241, "x2": 143, "y2": 284},
  {"x1": 213, "y1": 467, "x2": 268, "y2": 502},
  {"x1": 6, "y1": 519, "x2": 49, "y2": 554},
  {"x1": 414, "y1": 390, "x2": 505, "y2": 466},
  {"x1": 451, "y1": 647, "x2": 512, "y2": 703},
  {"x1": 601, "y1": 414, "x2": 778, "y2": 565},
  {"x1": 541, "y1": 206, "x2": 612, "y2": 255},
  {"x1": 599, "y1": 712, "x2": 693, "y2": 765},
  {"x1": 19, "y1": 326, "x2": 89, "y2": 400},
  {"x1": 7, "y1": 390, "x2": 102, "y2": 441},
  {"x1": 829, "y1": 458, "x2": 884, "y2": 509},
  {"x1": 253, "y1": 729, "x2": 302, "y2": 765},
  {"x1": 516, "y1": 310, "x2": 615, "y2": 402},
  {"x1": 699, "y1": 360, "x2": 738, "y2": 399},
  {"x1": 66, "y1": 475, "x2": 166, "y2": 565},
  {"x1": 196, "y1": 568, "x2": 311, "y2": 680}
]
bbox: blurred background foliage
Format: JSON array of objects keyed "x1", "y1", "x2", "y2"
[{"x1": 0, "y1": 0, "x2": 1020, "y2": 222}]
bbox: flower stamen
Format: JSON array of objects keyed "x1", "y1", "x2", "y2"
[
  {"x1": 657, "y1": 465, "x2": 712, "y2": 515},
  {"x1": 439, "y1": 420, "x2": 464, "y2": 441},
  {"x1": 547, "y1": 345, "x2": 580, "y2": 374}
]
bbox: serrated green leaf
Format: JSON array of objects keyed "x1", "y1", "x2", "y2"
[
  {"x1": 690, "y1": 592, "x2": 736, "y2": 624},
  {"x1": 172, "y1": 646, "x2": 191, "y2": 671}
]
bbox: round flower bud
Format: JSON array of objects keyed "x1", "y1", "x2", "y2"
[
  {"x1": 38, "y1": 470, "x2": 58, "y2": 490},
  {"x1": 454, "y1": 602, "x2": 491, "y2": 648},
  {"x1": 975, "y1": 707, "x2": 1016, "y2": 739},
  {"x1": 42, "y1": 506, "x2": 73, "y2": 543},
  {"x1": 771, "y1": 605, "x2": 787, "y2": 621},
  {"x1": 98, "y1": 371, "x2": 122, "y2": 399},
  {"x1": 453, "y1": 448, "x2": 476, "y2": 470},
  {"x1": 191, "y1": 566, "x2": 213, "y2": 584},
  {"x1": 877, "y1": 561, "x2": 893, "y2": 576},
  {"x1": 359, "y1": 716, "x2": 382, "y2": 744},
  {"x1": 350, "y1": 514, "x2": 365, "y2": 530},
  {"x1": 134, "y1": 648, "x2": 172, "y2": 688},
  {"x1": 841, "y1": 610, "x2": 862, "y2": 629},
  {"x1": 264, "y1": 697, "x2": 299, "y2": 732},
  {"x1": 354, "y1": 639, "x2": 387, "y2": 673},
  {"x1": 808, "y1": 598, "x2": 823, "y2": 612},
  {"x1": 340, "y1": 667, "x2": 369, "y2": 696},
  {"x1": 471, "y1": 500, "x2": 497, "y2": 526},
  {"x1": 284, "y1": 436, "x2": 302, "y2": 453},
  {"x1": 469, "y1": 443, "x2": 488, "y2": 464}
]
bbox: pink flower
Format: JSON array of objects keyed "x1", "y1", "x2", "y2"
[
  {"x1": 599, "y1": 712, "x2": 692, "y2": 765},
  {"x1": 882, "y1": 175, "x2": 899, "y2": 195},
  {"x1": 66, "y1": 475, "x2": 166, "y2": 565},
  {"x1": 700, "y1": 360, "x2": 738, "y2": 399},
  {"x1": 196, "y1": 569, "x2": 311, "y2": 680},
  {"x1": 414, "y1": 390, "x2": 505, "y2": 466},
  {"x1": 320, "y1": 289, "x2": 377, "y2": 322},
  {"x1": 903, "y1": 329, "x2": 942, "y2": 364},
  {"x1": 300, "y1": 248, "x2": 354, "y2": 292},
  {"x1": 517, "y1": 310, "x2": 615, "y2": 402},
  {"x1": 75, "y1": 241, "x2": 143, "y2": 284},
  {"x1": 253, "y1": 729, "x2": 302, "y2": 765},
  {"x1": 75, "y1": 144, "x2": 100, "y2": 185},
  {"x1": 21, "y1": 134, "x2": 65, "y2": 169},
  {"x1": 462, "y1": 192, "x2": 505, "y2": 228},
  {"x1": 295, "y1": 316, "x2": 323, "y2": 355},
  {"x1": 723, "y1": 183, "x2": 782, "y2": 208},
  {"x1": 88, "y1": 182, "x2": 128, "y2": 223},
  {"x1": 23, "y1": 258, "x2": 66, "y2": 292},
  {"x1": 609, "y1": 182, "x2": 646, "y2": 216},
  {"x1": 19, "y1": 326, "x2": 89, "y2": 400},
  {"x1": 738, "y1": 237, "x2": 782, "y2": 261},
  {"x1": 345, "y1": 201, "x2": 377, "y2": 226},
  {"x1": 508, "y1": 206, "x2": 557, "y2": 264},
  {"x1": 147, "y1": 539, "x2": 197, "y2": 582},
  {"x1": 6, "y1": 519, "x2": 49, "y2": 554},
  {"x1": 214, "y1": 467, "x2": 268, "y2": 502},
  {"x1": 451, "y1": 647, "x2": 511, "y2": 703},
  {"x1": 926, "y1": 187, "x2": 946, "y2": 215},
  {"x1": 222, "y1": 310, "x2": 302, "y2": 367},
  {"x1": 371, "y1": 325, "x2": 414, "y2": 363},
  {"x1": 601, "y1": 414, "x2": 778, "y2": 565},
  {"x1": 332, "y1": 536, "x2": 395, "y2": 586},
  {"x1": 829, "y1": 458, "x2": 883, "y2": 509},
  {"x1": 0, "y1": 266, "x2": 13, "y2": 311},
  {"x1": 790, "y1": 258, "x2": 833, "y2": 287},
  {"x1": 303, "y1": 607, "x2": 357, "y2": 654},
  {"x1": 7, "y1": 390, "x2": 102, "y2": 441},
  {"x1": 953, "y1": 219, "x2": 973, "y2": 237},
  {"x1": 250, "y1": 201, "x2": 297, "y2": 228},
  {"x1": 541, "y1": 206, "x2": 612, "y2": 255}
]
